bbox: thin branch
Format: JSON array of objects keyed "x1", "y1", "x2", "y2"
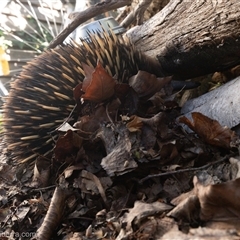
[
  {"x1": 139, "y1": 153, "x2": 236, "y2": 184},
  {"x1": 48, "y1": 0, "x2": 132, "y2": 49},
  {"x1": 36, "y1": 186, "x2": 70, "y2": 239},
  {"x1": 120, "y1": 0, "x2": 153, "y2": 28}
]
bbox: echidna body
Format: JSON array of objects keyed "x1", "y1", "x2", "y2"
[{"x1": 3, "y1": 31, "x2": 163, "y2": 163}]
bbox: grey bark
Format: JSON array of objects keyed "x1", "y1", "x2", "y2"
[
  {"x1": 181, "y1": 76, "x2": 240, "y2": 129},
  {"x1": 127, "y1": 0, "x2": 240, "y2": 79}
]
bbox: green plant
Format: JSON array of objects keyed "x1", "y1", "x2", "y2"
[{"x1": 0, "y1": 30, "x2": 12, "y2": 50}]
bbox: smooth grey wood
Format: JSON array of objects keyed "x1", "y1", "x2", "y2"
[{"x1": 181, "y1": 77, "x2": 240, "y2": 129}]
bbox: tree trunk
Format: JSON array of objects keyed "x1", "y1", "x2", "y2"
[{"x1": 127, "y1": 0, "x2": 240, "y2": 79}]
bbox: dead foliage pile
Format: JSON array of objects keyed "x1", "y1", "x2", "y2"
[{"x1": 1, "y1": 63, "x2": 240, "y2": 239}]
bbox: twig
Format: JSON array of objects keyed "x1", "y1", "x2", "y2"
[
  {"x1": 120, "y1": 0, "x2": 153, "y2": 28},
  {"x1": 106, "y1": 102, "x2": 115, "y2": 127},
  {"x1": 31, "y1": 185, "x2": 56, "y2": 192},
  {"x1": 35, "y1": 186, "x2": 69, "y2": 239},
  {"x1": 48, "y1": 0, "x2": 132, "y2": 49},
  {"x1": 139, "y1": 153, "x2": 236, "y2": 184}
]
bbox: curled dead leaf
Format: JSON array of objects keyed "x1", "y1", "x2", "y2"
[
  {"x1": 121, "y1": 201, "x2": 172, "y2": 234},
  {"x1": 126, "y1": 115, "x2": 143, "y2": 132},
  {"x1": 129, "y1": 71, "x2": 172, "y2": 99},
  {"x1": 74, "y1": 115, "x2": 100, "y2": 135},
  {"x1": 79, "y1": 170, "x2": 108, "y2": 205},
  {"x1": 167, "y1": 190, "x2": 200, "y2": 222},
  {"x1": 194, "y1": 176, "x2": 240, "y2": 222},
  {"x1": 179, "y1": 112, "x2": 238, "y2": 149}
]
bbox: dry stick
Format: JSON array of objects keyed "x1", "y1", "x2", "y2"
[
  {"x1": 115, "y1": 5, "x2": 130, "y2": 22},
  {"x1": 139, "y1": 153, "x2": 236, "y2": 184},
  {"x1": 48, "y1": 0, "x2": 132, "y2": 49},
  {"x1": 35, "y1": 186, "x2": 69, "y2": 239},
  {"x1": 120, "y1": 0, "x2": 153, "y2": 28}
]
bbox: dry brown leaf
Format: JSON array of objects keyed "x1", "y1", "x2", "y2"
[
  {"x1": 74, "y1": 115, "x2": 100, "y2": 135},
  {"x1": 81, "y1": 63, "x2": 95, "y2": 92},
  {"x1": 194, "y1": 176, "x2": 240, "y2": 221},
  {"x1": 161, "y1": 225, "x2": 240, "y2": 240},
  {"x1": 78, "y1": 170, "x2": 108, "y2": 205},
  {"x1": 81, "y1": 61, "x2": 116, "y2": 102},
  {"x1": 73, "y1": 82, "x2": 84, "y2": 102},
  {"x1": 126, "y1": 115, "x2": 143, "y2": 132},
  {"x1": 64, "y1": 164, "x2": 84, "y2": 179},
  {"x1": 129, "y1": 70, "x2": 172, "y2": 99},
  {"x1": 159, "y1": 142, "x2": 179, "y2": 161},
  {"x1": 167, "y1": 175, "x2": 240, "y2": 229},
  {"x1": 54, "y1": 130, "x2": 83, "y2": 162},
  {"x1": 114, "y1": 82, "x2": 131, "y2": 99},
  {"x1": 179, "y1": 112, "x2": 238, "y2": 149},
  {"x1": 167, "y1": 190, "x2": 200, "y2": 222},
  {"x1": 128, "y1": 217, "x2": 158, "y2": 240},
  {"x1": 94, "y1": 99, "x2": 121, "y2": 123},
  {"x1": 32, "y1": 158, "x2": 51, "y2": 187},
  {"x1": 120, "y1": 201, "x2": 173, "y2": 236}
]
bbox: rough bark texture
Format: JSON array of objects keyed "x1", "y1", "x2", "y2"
[
  {"x1": 118, "y1": 0, "x2": 170, "y2": 27},
  {"x1": 127, "y1": 0, "x2": 240, "y2": 79}
]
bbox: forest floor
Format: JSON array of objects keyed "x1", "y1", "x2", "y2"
[{"x1": 1, "y1": 69, "x2": 240, "y2": 240}]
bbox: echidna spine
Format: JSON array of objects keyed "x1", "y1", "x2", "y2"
[{"x1": 3, "y1": 30, "x2": 163, "y2": 163}]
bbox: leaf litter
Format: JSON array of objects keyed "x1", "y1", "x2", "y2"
[{"x1": 1, "y1": 62, "x2": 240, "y2": 239}]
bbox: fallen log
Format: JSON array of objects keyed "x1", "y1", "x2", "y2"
[
  {"x1": 181, "y1": 76, "x2": 240, "y2": 130},
  {"x1": 127, "y1": 0, "x2": 240, "y2": 79}
]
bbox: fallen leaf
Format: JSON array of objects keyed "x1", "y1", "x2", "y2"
[
  {"x1": 32, "y1": 158, "x2": 51, "y2": 187},
  {"x1": 94, "y1": 99, "x2": 121, "y2": 123},
  {"x1": 54, "y1": 130, "x2": 83, "y2": 162},
  {"x1": 129, "y1": 71, "x2": 172, "y2": 99},
  {"x1": 81, "y1": 63, "x2": 95, "y2": 92},
  {"x1": 75, "y1": 170, "x2": 108, "y2": 204},
  {"x1": 167, "y1": 190, "x2": 200, "y2": 222},
  {"x1": 73, "y1": 82, "x2": 84, "y2": 102},
  {"x1": 179, "y1": 112, "x2": 238, "y2": 149},
  {"x1": 126, "y1": 115, "x2": 143, "y2": 132},
  {"x1": 194, "y1": 176, "x2": 240, "y2": 221},
  {"x1": 74, "y1": 115, "x2": 100, "y2": 135},
  {"x1": 114, "y1": 83, "x2": 131, "y2": 99},
  {"x1": 161, "y1": 225, "x2": 240, "y2": 240},
  {"x1": 64, "y1": 164, "x2": 84, "y2": 179},
  {"x1": 120, "y1": 201, "x2": 172, "y2": 233},
  {"x1": 82, "y1": 61, "x2": 116, "y2": 102}
]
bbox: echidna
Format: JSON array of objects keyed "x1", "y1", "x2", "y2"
[{"x1": 2, "y1": 31, "x2": 163, "y2": 163}]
